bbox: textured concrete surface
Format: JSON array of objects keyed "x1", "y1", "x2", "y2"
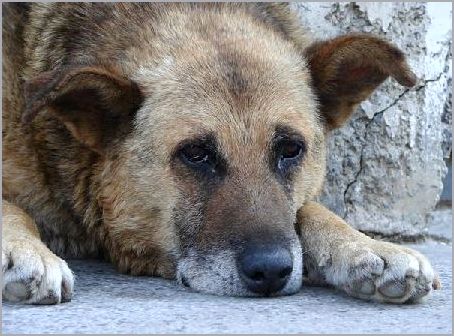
[
  {"x1": 293, "y1": 2, "x2": 452, "y2": 235},
  {"x1": 3, "y1": 241, "x2": 451, "y2": 334}
]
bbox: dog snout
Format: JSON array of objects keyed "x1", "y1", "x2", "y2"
[{"x1": 238, "y1": 243, "x2": 293, "y2": 295}]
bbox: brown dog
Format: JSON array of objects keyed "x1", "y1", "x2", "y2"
[{"x1": 2, "y1": 3, "x2": 439, "y2": 304}]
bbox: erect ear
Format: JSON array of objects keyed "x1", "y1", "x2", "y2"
[
  {"x1": 23, "y1": 66, "x2": 143, "y2": 154},
  {"x1": 304, "y1": 34, "x2": 417, "y2": 130}
]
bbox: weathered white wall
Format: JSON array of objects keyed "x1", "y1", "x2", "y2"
[{"x1": 291, "y1": 2, "x2": 452, "y2": 236}]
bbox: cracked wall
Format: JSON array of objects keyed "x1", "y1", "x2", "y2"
[{"x1": 292, "y1": 2, "x2": 452, "y2": 235}]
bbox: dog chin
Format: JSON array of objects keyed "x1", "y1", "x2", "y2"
[{"x1": 176, "y1": 242, "x2": 303, "y2": 297}]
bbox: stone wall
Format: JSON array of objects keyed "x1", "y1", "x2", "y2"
[{"x1": 291, "y1": 2, "x2": 452, "y2": 236}]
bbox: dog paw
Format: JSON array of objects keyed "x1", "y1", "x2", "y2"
[
  {"x1": 2, "y1": 239, "x2": 74, "y2": 304},
  {"x1": 325, "y1": 240, "x2": 440, "y2": 303}
]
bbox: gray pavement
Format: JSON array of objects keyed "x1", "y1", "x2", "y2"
[{"x1": 2, "y1": 241, "x2": 452, "y2": 334}]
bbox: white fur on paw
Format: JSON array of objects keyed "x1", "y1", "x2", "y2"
[
  {"x1": 2, "y1": 239, "x2": 74, "y2": 304},
  {"x1": 326, "y1": 241, "x2": 438, "y2": 303}
]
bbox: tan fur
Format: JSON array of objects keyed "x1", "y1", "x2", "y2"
[{"x1": 3, "y1": 3, "x2": 438, "y2": 303}]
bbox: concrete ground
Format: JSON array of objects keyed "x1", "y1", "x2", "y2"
[{"x1": 2, "y1": 241, "x2": 452, "y2": 334}]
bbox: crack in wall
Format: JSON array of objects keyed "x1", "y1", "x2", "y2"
[
  {"x1": 362, "y1": 229, "x2": 451, "y2": 244},
  {"x1": 342, "y1": 73, "x2": 446, "y2": 218}
]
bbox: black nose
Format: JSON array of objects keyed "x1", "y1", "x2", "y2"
[{"x1": 238, "y1": 243, "x2": 293, "y2": 295}]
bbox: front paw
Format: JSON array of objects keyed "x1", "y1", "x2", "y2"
[
  {"x1": 2, "y1": 238, "x2": 74, "y2": 304},
  {"x1": 323, "y1": 240, "x2": 440, "y2": 303}
]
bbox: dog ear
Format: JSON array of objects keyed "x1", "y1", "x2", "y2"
[
  {"x1": 304, "y1": 34, "x2": 417, "y2": 130},
  {"x1": 23, "y1": 66, "x2": 143, "y2": 154}
]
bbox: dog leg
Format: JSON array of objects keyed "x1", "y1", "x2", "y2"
[
  {"x1": 2, "y1": 200, "x2": 74, "y2": 304},
  {"x1": 297, "y1": 201, "x2": 440, "y2": 303}
]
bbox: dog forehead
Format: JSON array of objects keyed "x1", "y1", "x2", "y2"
[{"x1": 134, "y1": 49, "x2": 318, "y2": 155}]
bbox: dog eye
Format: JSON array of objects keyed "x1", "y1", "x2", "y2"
[
  {"x1": 280, "y1": 141, "x2": 302, "y2": 159},
  {"x1": 181, "y1": 145, "x2": 210, "y2": 164},
  {"x1": 176, "y1": 137, "x2": 226, "y2": 177},
  {"x1": 276, "y1": 140, "x2": 305, "y2": 171}
]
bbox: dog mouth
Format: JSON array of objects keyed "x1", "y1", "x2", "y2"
[{"x1": 175, "y1": 241, "x2": 303, "y2": 297}]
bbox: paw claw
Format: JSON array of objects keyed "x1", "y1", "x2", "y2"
[
  {"x1": 61, "y1": 279, "x2": 73, "y2": 302},
  {"x1": 378, "y1": 279, "x2": 408, "y2": 298},
  {"x1": 4, "y1": 281, "x2": 30, "y2": 301},
  {"x1": 34, "y1": 290, "x2": 59, "y2": 305},
  {"x1": 352, "y1": 279, "x2": 375, "y2": 295},
  {"x1": 432, "y1": 275, "x2": 442, "y2": 290}
]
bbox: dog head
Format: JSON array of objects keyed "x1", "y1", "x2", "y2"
[{"x1": 24, "y1": 5, "x2": 416, "y2": 296}]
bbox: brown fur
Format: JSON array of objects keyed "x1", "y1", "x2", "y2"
[{"x1": 3, "y1": 3, "x2": 438, "y2": 303}]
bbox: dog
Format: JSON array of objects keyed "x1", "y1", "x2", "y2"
[{"x1": 2, "y1": 3, "x2": 440, "y2": 304}]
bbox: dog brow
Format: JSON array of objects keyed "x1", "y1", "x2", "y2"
[
  {"x1": 173, "y1": 132, "x2": 218, "y2": 155},
  {"x1": 273, "y1": 124, "x2": 306, "y2": 143}
]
